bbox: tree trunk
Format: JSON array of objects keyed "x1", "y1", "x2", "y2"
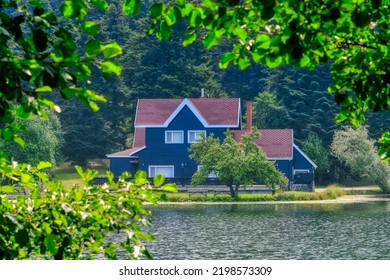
[
  {"x1": 228, "y1": 184, "x2": 235, "y2": 199},
  {"x1": 234, "y1": 184, "x2": 240, "y2": 200}
]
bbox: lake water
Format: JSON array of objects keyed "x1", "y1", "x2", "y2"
[{"x1": 145, "y1": 202, "x2": 390, "y2": 260}]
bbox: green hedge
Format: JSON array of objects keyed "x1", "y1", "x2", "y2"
[{"x1": 163, "y1": 185, "x2": 345, "y2": 202}]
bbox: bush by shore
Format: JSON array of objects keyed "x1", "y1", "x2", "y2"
[{"x1": 163, "y1": 184, "x2": 345, "y2": 202}]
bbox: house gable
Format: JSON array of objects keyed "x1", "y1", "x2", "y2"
[
  {"x1": 163, "y1": 99, "x2": 209, "y2": 128},
  {"x1": 293, "y1": 144, "x2": 317, "y2": 170}
]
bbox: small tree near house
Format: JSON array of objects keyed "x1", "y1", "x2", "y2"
[{"x1": 189, "y1": 129, "x2": 288, "y2": 199}]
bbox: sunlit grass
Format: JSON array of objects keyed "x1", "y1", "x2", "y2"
[
  {"x1": 163, "y1": 185, "x2": 346, "y2": 202},
  {"x1": 52, "y1": 161, "x2": 108, "y2": 189}
]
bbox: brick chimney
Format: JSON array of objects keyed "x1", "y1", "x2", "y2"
[{"x1": 246, "y1": 100, "x2": 252, "y2": 131}]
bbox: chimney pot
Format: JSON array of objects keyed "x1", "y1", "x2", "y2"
[{"x1": 246, "y1": 101, "x2": 252, "y2": 131}]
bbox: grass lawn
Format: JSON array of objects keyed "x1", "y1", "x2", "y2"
[{"x1": 52, "y1": 161, "x2": 108, "y2": 189}]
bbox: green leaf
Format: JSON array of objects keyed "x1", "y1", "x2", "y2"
[
  {"x1": 102, "y1": 42, "x2": 123, "y2": 59},
  {"x1": 203, "y1": 31, "x2": 219, "y2": 49},
  {"x1": 299, "y1": 55, "x2": 310, "y2": 67},
  {"x1": 219, "y1": 52, "x2": 236, "y2": 69},
  {"x1": 183, "y1": 32, "x2": 196, "y2": 46},
  {"x1": 335, "y1": 110, "x2": 350, "y2": 123},
  {"x1": 85, "y1": 40, "x2": 102, "y2": 56},
  {"x1": 162, "y1": 183, "x2": 178, "y2": 193},
  {"x1": 35, "y1": 86, "x2": 52, "y2": 93},
  {"x1": 157, "y1": 20, "x2": 171, "y2": 40},
  {"x1": 189, "y1": 9, "x2": 202, "y2": 27},
  {"x1": 123, "y1": 0, "x2": 141, "y2": 16},
  {"x1": 16, "y1": 107, "x2": 30, "y2": 119},
  {"x1": 256, "y1": 34, "x2": 272, "y2": 49},
  {"x1": 91, "y1": 0, "x2": 109, "y2": 11},
  {"x1": 266, "y1": 56, "x2": 283, "y2": 68},
  {"x1": 237, "y1": 54, "x2": 251, "y2": 70},
  {"x1": 134, "y1": 231, "x2": 155, "y2": 241},
  {"x1": 0, "y1": 186, "x2": 14, "y2": 193},
  {"x1": 148, "y1": 21, "x2": 156, "y2": 35},
  {"x1": 37, "y1": 161, "x2": 52, "y2": 170},
  {"x1": 42, "y1": 222, "x2": 52, "y2": 235},
  {"x1": 153, "y1": 174, "x2": 165, "y2": 187},
  {"x1": 100, "y1": 61, "x2": 122, "y2": 77},
  {"x1": 81, "y1": 21, "x2": 99, "y2": 36},
  {"x1": 150, "y1": 3, "x2": 164, "y2": 19},
  {"x1": 44, "y1": 234, "x2": 58, "y2": 256},
  {"x1": 135, "y1": 170, "x2": 147, "y2": 180},
  {"x1": 60, "y1": 0, "x2": 76, "y2": 18},
  {"x1": 21, "y1": 173, "x2": 31, "y2": 184},
  {"x1": 104, "y1": 243, "x2": 117, "y2": 258},
  {"x1": 13, "y1": 136, "x2": 25, "y2": 148}
]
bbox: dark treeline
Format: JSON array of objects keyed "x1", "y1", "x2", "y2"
[{"x1": 44, "y1": 0, "x2": 388, "y2": 183}]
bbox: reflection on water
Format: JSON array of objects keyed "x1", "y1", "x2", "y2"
[{"x1": 143, "y1": 202, "x2": 390, "y2": 260}]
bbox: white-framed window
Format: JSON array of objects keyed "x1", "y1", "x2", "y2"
[
  {"x1": 197, "y1": 165, "x2": 217, "y2": 178},
  {"x1": 165, "y1": 131, "x2": 184, "y2": 144},
  {"x1": 149, "y1": 165, "x2": 174, "y2": 178},
  {"x1": 188, "y1": 130, "x2": 206, "y2": 143},
  {"x1": 293, "y1": 169, "x2": 310, "y2": 175}
]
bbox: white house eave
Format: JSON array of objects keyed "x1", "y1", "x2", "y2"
[
  {"x1": 134, "y1": 124, "x2": 240, "y2": 128},
  {"x1": 268, "y1": 157, "x2": 293, "y2": 161},
  {"x1": 164, "y1": 98, "x2": 209, "y2": 127},
  {"x1": 293, "y1": 144, "x2": 318, "y2": 169}
]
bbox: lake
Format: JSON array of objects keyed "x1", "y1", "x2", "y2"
[{"x1": 144, "y1": 202, "x2": 390, "y2": 260}]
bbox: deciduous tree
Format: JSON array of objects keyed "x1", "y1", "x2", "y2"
[
  {"x1": 331, "y1": 126, "x2": 390, "y2": 193},
  {"x1": 189, "y1": 129, "x2": 288, "y2": 199}
]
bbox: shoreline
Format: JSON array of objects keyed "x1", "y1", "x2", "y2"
[{"x1": 156, "y1": 194, "x2": 390, "y2": 205}]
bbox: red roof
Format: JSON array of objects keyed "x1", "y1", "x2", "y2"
[
  {"x1": 135, "y1": 98, "x2": 241, "y2": 127},
  {"x1": 133, "y1": 127, "x2": 145, "y2": 147},
  {"x1": 234, "y1": 129, "x2": 293, "y2": 159},
  {"x1": 106, "y1": 147, "x2": 145, "y2": 158}
]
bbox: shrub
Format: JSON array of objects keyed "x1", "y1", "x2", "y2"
[{"x1": 322, "y1": 184, "x2": 345, "y2": 199}]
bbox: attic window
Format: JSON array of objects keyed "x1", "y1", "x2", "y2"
[
  {"x1": 165, "y1": 131, "x2": 184, "y2": 144},
  {"x1": 188, "y1": 130, "x2": 206, "y2": 143}
]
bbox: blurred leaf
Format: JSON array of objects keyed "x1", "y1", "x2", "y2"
[
  {"x1": 102, "y1": 42, "x2": 123, "y2": 59},
  {"x1": 35, "y1": 86, "x2": 52, "y2": 93},
  {"x1": 13, "y1": 136, "x2": 25, "y2": 148},
  {"x1": 101, "y1": 61, "x2": 122, "y2": 77},
  {"x1": 135, "y1": 170, "x2": 147, "y2": 180},
  {"x1": 37, "y1": 161, "x2": 52, "y2": 170},
  {"x1": 150, "y1": 3, "x2": 164, "y2": 19},
  {"x1": 0, "y1": 186, "x2": 14, "y2": 193},
  {"x1": 44, "y1": 234, "x2": 58, "y2": 256},
  {"x1": 91, "y1": 0, "x2": 109, "y2": 11},
  {"x1": 157, "y1": 20, "x2": 171, "y2": 40},
  {"x1": 85, "y1": 40, "x2": 102, "y2": 56},
  {"x1": 153, "y1": 174, "x2": 165, "y2": 187},
  {"x1": 60, "y1": 0, "x2": 76, "y2": 18},
  {"x1": 123, "y1": 0, "x2": 141, "y2": 16},
  {"x1": 81, "y1": 21, "x2": 99, "y2": 36},
  {"x1": 183, "y1": 32, "x2": 196, "y2": 46},
  {"x1": 162, "y1": 183, "x2": 178, "y2": 193}
]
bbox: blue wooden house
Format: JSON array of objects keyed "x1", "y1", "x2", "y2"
[{"x1": 107, "y1": 98, "x2": 317, "y2": 189}]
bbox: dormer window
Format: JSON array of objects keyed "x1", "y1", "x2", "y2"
[
  {"x1": 188, "y1": 130, "x2": 206, "y2": 143},
  {"x1": 165, "y1": 131, "x2": 184, "y2": 143}
]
